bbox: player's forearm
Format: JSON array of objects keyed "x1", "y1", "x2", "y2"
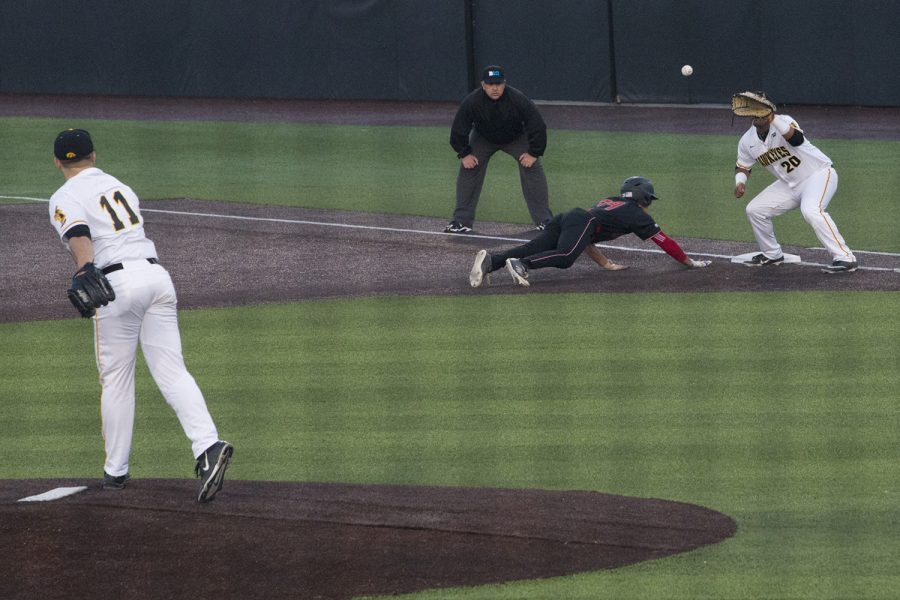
[
  {"x1": 771, "y1": 118, "x2": 792, "y2": 139},
  {"x1": 66, "y1": 234, "x2": 95, "y2": 267},
  {"x1": 584, "y1": 244, "x2": 610, "y2": 268},
  {"x1": 585, "y1": 243, "x2": 627, "y2": 271},
  {"x1": 650, "y1": 231, "x2": 688, "y2": 264},
  {"x1": 734, "y1": 167, "x2": 750, "y2": 198}
]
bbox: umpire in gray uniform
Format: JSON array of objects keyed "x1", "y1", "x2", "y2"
[{"x1": 444, "y1": 65, "x2": 553, "y2": 233}]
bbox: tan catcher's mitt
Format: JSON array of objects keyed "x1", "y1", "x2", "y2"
[{"x1": 731, "y1": 91, "x2": 776, "y2": 117}]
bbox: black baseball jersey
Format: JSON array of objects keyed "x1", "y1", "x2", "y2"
[{"x1": 588, "y1": 197, "x2": 661, "y2": 242}]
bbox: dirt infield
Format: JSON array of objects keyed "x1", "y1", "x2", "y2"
[
  {"x1": 1, "y1": 479, "x2": 736, "y2": 600},
  {"x1": 2, "y1": 95, "x2": 898, "y2": 598},
  {"x1": 2, "y1": 198, "x2": 899, "y2": 324}
]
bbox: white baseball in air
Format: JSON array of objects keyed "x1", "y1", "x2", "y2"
[{"x1": 681, "y1": 64, "x2": 693, "y2": 77}]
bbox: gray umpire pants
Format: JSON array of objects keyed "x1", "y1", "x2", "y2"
[{"x1": 452, "y1": 131, "x2": 552, "y2": 228}]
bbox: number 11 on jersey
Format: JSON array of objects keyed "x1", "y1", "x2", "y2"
[{"x1": 99, "y1": 190, "x2": 140, "y2": 231}]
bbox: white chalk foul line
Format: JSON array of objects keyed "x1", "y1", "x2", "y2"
[
  {"x1": 4, "y1": 195, "x2": 898, "y2": 271},
  {"x1": 18, "y1": 486, "x2": 88, "y2": 502},
  {"x1": 1, "y1": 195, "x2": 47, "y2": 202}
]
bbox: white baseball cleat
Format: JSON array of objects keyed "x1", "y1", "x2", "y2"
[{"x1": 469, "y1": 250, "x2": 491, "y2": 288}]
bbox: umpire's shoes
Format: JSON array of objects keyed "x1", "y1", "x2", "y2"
[
  {"x1": 743, "y1": 253, "x2": 784, "y2": 267},
  {"x1": 470, "y1": 249, "x2": 492, "y2": 288},
  {"x1": 102, "y1": 472, "x2": 131, "y2": 490},
  {"x1": 822, "y1": 260, "x2": 858, "y2": 274},
  {"x1": 505, "y1": 258, "x2": 530, "y2": 287},
  {"x1": 444, "y1": 221, "x2": 473, "y2": 234},
  {"x1": 195, "y1": 441, "x2": 234, "y2": 503}
]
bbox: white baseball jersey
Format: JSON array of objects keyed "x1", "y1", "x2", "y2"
[
  {"x1": 48, "y1": 166, "x2": 220, "y2": 479},
  {"x1": 49, "y1": 167, "x2": 157, "y2": 267},
  {"x1": 736, "y1": 114, "x2": 854, "y2": 263},
  {"x1": 736, "y1": 114, "x2": 832, "y2": 188}
]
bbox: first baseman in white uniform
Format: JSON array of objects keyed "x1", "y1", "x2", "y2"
[
  {"x1": 48, "y1": 128, "x2": 233, "y2": 502},
  {"x1": 732, "y1": 91, "x2": 857, "y2": 273}
]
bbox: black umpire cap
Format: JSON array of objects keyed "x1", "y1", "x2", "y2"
[
  {"x1": 54, "y1": 128, "x2": 94, "y2": 161},
  {"x1": 481, "y1": 65, "x2": 505, "y2": 83}
]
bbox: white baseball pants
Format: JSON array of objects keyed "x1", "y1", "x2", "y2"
[
  {"x1": 94, "y1": 260, "x2": 219, "y2": 477},
  {"x1": 745, "y1": 167, "x2": 855, "y2": 262}
]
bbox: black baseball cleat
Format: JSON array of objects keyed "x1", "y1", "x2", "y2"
[
  {"x1": 102, "y1": 472, "x2": 131, "y2": 490},
  {"x1": 195, "y1": 441, "x2": 234, "y2": 503},
  {"x1": 444, "y1": 221, "x2": 473, "y2": 234},
  {"x1": 469, "y1": 249, "x2": 492, "y2": 288},
  {"x1": 822, "y1": 260, "x2": 858, "y2": 274},
  {"x1": 743, "y1": 253, "x2": 784, "y2": 267},
  {"x1": 505, "y1": 258, "x2": 530, "y2": 287}
]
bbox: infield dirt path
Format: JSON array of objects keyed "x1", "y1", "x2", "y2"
[{"x1": 2, "y1": 197, "x2": 898, "y2": 324}]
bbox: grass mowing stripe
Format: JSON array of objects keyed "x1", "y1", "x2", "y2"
[
  {"x1": 4, "y1": 116, "x2": 900, "y2": 251},
  {"x1": 2, "y1": 292, "x2": 899, "y2": 599}
]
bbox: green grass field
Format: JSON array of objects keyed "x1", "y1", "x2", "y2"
[{"x1": 2, "y1": 116, "x2": 900, "y2": 599}]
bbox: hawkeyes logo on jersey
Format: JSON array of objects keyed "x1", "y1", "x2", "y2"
[{"x1": 54, "y1": 207, "x2": 67, "y2": 226}]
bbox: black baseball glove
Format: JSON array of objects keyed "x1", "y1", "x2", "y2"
[{"x1": 67, "y1": 262, "x2": 116, "y2": 318}]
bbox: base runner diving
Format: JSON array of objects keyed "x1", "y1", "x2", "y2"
[{"x1": 469, "y1": 176, "x2": 711, "y2": 288}]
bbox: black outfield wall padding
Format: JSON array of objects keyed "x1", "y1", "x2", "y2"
[
  {"x1": 0, "y1": 0, "x2": 469, "y2": 101},
  {"x1": 470, "y1": 0, "x2": 613, "y2": 102},
  {"x1": 611, "y1": 0, "x2": 900, "y2": 107},
  {"x1": 0, "y1": 0, "x2": 896, "y2": 106}
]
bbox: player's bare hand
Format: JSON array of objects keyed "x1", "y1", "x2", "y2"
[
  {"x1": 686, "y1": 258, "x2": 711, "y2": 268},
  {"x1": 734, "y1": 183, "x2": 746, "y2": 198},
  {"x1": 461, "y1": 155, "x2": 479, "y2": 169},
  {"x1": 518, "y1": 153, "x2": 537, "y2": 168},
  {"x1": 602, "y1": 261, "x2": 628, "y2": 271}
]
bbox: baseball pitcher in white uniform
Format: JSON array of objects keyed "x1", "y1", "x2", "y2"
[
  {"x1": 48, "y1": 128, "x2": 233, "y2": 502},
  {"x1": 731, "y1": 91, "x2": 857, "y2": 273}
]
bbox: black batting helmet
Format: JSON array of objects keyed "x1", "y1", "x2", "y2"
[{"x1": 620, "y1": 176, "x2": 659, "y2": 207}]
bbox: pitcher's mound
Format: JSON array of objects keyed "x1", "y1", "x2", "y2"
[{"x1": 1, "y1": 479, "x2": 736, "y2": 600}]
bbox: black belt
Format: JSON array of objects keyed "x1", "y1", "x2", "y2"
[{"x1": 102, "y1": 258, "x2": 159, "y2": 275}]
